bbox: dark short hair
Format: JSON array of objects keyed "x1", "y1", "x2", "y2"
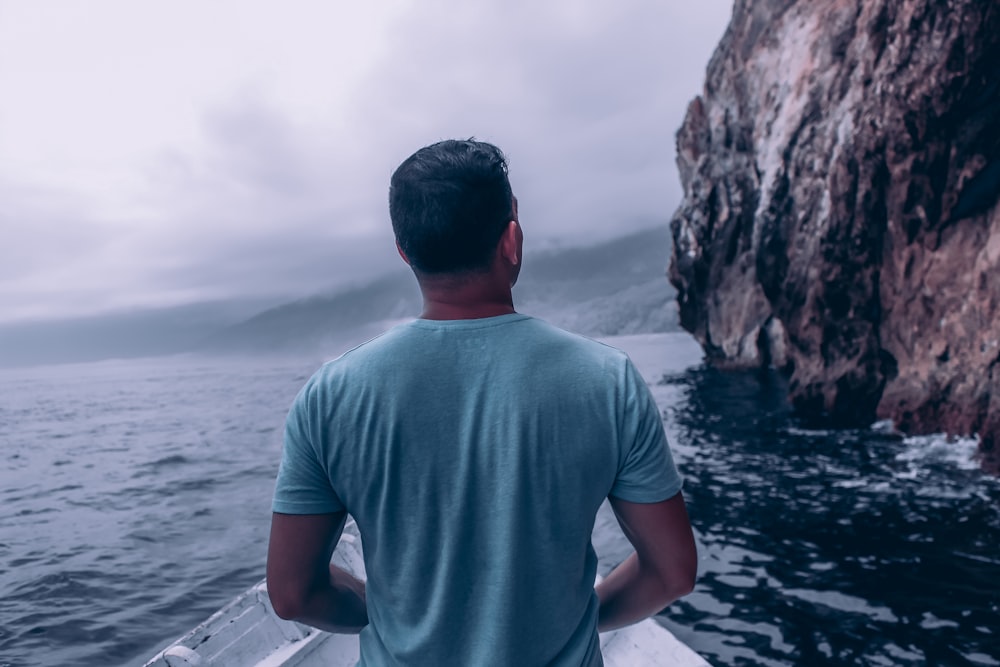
[{"x1": 389, "y1": 139, "x2": 514, "y2": 274}]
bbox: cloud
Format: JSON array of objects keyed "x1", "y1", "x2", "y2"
[
  {"x1": 124, "y1": 94, "x2": 404, "y2": 304},
  {"x1": 0, "y1": 0, "x2": 732, "y2": 323},
  {"x1": 344, "y1": 0, "x2": 732, "y2": 240},
  {"x1": 0, "y1": 181, "x2": 131, "y2": 320}
]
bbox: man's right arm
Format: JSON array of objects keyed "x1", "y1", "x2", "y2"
[{"x1": 595, "y1": 491, "x2": 697, "y2": 632}]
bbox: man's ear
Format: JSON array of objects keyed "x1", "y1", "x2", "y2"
[
  {"x1": 396, "y1": 241, "x2": 411, "y2": 266},
  {"x1": 500, "y1": 221, "x2": 520, "y2": 266}
]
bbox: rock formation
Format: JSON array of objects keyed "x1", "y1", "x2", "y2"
[{"x1": 669, "y1": 0, "x2": 1000, "y2": 454}]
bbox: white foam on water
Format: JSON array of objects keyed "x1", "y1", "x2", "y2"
[
  {"x1": 870, "y1": 419, "x2": 898, "y2": 434},
  {"x1": 785, "y1": 426, "x2": 836, "y2": 437},
  {"x1": 895, "y1": 433, "x2": 982, "y2": 472}
]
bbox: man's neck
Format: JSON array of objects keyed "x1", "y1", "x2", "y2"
[
  {"x1": 420, "y1": 300, "x2": 516, "y2": 320},
  {"x1": 417, "y1": 274, "x2": 516, "y2": 321}
]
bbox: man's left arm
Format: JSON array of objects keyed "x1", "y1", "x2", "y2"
[{"x1": 266, "y1": 511, "x2": 368, "y2": 634}]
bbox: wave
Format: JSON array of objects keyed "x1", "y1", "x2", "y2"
[{"x1": 895, "y1": 433, "x2": 983, "y2": 472}]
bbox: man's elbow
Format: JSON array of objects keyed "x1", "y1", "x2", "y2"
[
  {"x1": 654, "y1": 549, "x2": 698, "y2": 602},
  {"x1": 675, "y1": 544, "x2": 699, "y2": 597},
  {"x1": 267, "y1": 581, "x2": 306, "y2": 621},
  {"x1": 654, "y1": 567, "x2": 695, "y2": 605},
  {"x1": 670, "y1": 566, "x2": 697, "y2": 599}
]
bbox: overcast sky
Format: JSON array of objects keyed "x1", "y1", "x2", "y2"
[{"x1": 0, "y1": 0, "x2": 731, "y2": 324}]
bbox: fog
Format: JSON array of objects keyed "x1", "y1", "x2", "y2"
[{"x1": 0, "y1": 1, "x2": 731, "y2": 324}]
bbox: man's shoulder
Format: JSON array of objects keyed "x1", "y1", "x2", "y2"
[
  {"x1": 302, "y1": 325, "x2": 410, "y2": 388},
  {"x1": 521, "y1": 316, "x2": 631, "y2": 362},
  {"x1": 331, "y1": 325, "x2": 405, "y2": 362}
]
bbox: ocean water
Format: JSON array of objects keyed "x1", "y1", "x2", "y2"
[{"x1": 1, "y1": 332, "x2": 998, "y2": 667}]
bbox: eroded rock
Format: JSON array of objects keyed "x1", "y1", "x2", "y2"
[{"x1": 669, "y1": 0, "x2": 1000, "y2": 452}]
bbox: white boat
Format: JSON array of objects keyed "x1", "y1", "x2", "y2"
[{"x1": 143, "y1": 519, "x2": 709, "y2": 667}]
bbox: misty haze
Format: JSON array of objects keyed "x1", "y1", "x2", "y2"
[{"x1": 0, "y1": 226, "x2": 677, "y2": 368}]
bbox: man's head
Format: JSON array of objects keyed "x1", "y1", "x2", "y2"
[{"x1": 389, "y1": 139, "x2": 516, "y2": 276}]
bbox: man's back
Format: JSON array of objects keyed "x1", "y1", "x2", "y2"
[
  {"x1": 273, "y1": 314, "x2": 682, "y2": 666},
  {"x1": 267, "y1": 139, "x2": 695, "y2": 667}
]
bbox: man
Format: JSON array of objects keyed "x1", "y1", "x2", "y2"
[{"x1": 266, "y1": 139, "x2": 697, "y2": 666}]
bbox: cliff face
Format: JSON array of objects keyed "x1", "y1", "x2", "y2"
[{"x1": 669, "y1": 0, "x2": 1000, "y2": 451}]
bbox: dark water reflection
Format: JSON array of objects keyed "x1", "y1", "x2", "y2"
[{"x1": 660, "y1": 366, "x2": 1000, "y2": 666}]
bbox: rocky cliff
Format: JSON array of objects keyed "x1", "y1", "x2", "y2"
[{"x1": 669, "y1": 0, "x2": 1000, "y2": 454}]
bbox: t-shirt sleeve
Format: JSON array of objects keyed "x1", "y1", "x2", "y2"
[
  {"x1": 271, "y1": 380, "x2": 345, "y2": 515},
  {"x1": 609, "y1": 356, "x2": 684, "y2": 503}
]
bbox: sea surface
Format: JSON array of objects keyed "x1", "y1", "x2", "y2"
[{"x1": 1, "y1": 332, "x2": 998, "y2": 667}]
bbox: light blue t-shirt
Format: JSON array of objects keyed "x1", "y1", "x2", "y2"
[{"x1": 272, "y1": 314, "x2": 682, "y2": 666}]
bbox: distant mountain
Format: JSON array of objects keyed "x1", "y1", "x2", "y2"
[
  {"x1": 0, "y1": 226, "x2": 678, "y2": 367},
  {"x1": 205, "y1": 226, "x2": 679, "y2": 358},
  {"x1": 515, "y1": 225, "x2": 678, "y2": 336},
  {"x1": 199, "y1": 273, "x2": 421, "y2": 355},
  {"x1": 0, "y1": 298, "x2": 279, "y2": 368}
]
